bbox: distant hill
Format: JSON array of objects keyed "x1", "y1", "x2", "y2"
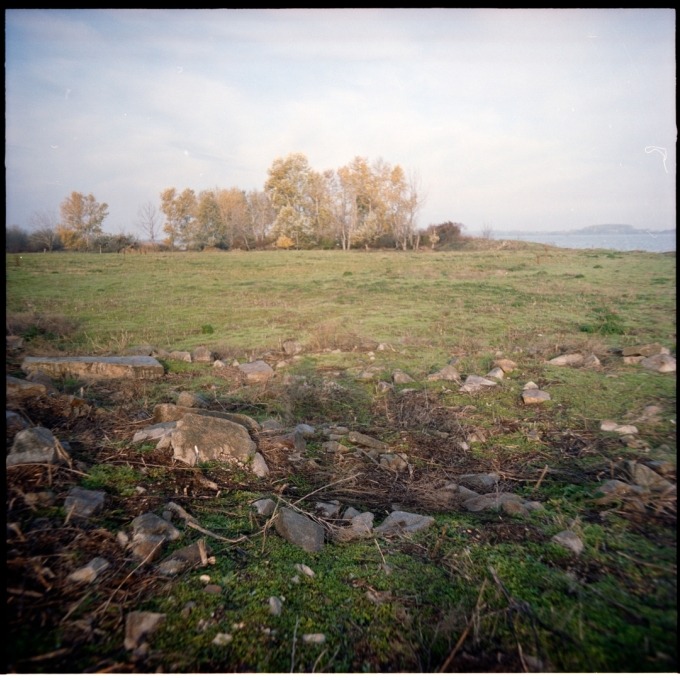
[{"x1": 578, "y1": 224, "x2": 638, "y2": 234}]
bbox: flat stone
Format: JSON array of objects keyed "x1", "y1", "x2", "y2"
[
  {"x1": 348, "y1": 431, "x2": 389, "y2": 451},
  {"x1": 458, "y1": 473, "x2": 500, "y2": 492},
  {"x1": 64, "y1": 487, "x2": 106, "y2": 519},
  {"x1": 252, "y1": 498, "x2": 277, "y2": 516},
  {"x1": 152, "y1": 403, "x2": 260, "y2": 433},
  {"x1": 124, "y1": 611, "x2": 166, "y2": 651},
  {"x1": 426, "y1": 364, "x2": 461, "y2": 382},
  {"x1": 191, "y1": 346, "x2": 213, "y2": 363},
  {"x1": 133, "y1": 422, "x2": 178, "y2": 444},
  {"x1": 250, "y1": 452, "x2": 270, "y2": 478},
  {"x1": 522, "y1": 389, "x2": 551, "y2": 404},
  {"x1": 583, "y1": 354, "x2": 601, "y2": 369},
  {"x1": 238, "y1": 360, "x2": 274, "y2": 383},
  {"x1": 493, "y1": 358, "x2": 517, "y2": 373},
  {"x1": 459, "y1": 375, "x2": 497, "y2": 393},
  {"x1": 485, "y1": 367, "x2": 505, "y2": 381},
  {"x1": 68, "y1": 557, "x2": 111, "y2": 584},
  {"x1": 157, "y1": 541, "x2": 207, "y2": 576},
  {"x1": 547, "y1": 353, "x2": 584, "y2": 367},
  {"x1": 622, "y1": 343, "x2": 665, "y2": 357},
  {"x1": 374, "y1": 510, "x2": 435, "y2": 536},
  {"x1": 21, "y1": 356, "x2": 164, "y2": 380},
  {"x1": 334, "y1": 512, "x2": 375, "y2": 542},
  {"x1": 393, "y1": 369, "x2": 415, "y2": 384},
  {"x1": 8, "y1": 426, "x2": 58, "y2": 467},
  {"x1": 463, "y1": 492, "x2": 524, "y2": 512}
]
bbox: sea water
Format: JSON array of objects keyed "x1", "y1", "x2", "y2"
[{"x1": 490, "y1": 230, "x2": 675, "y2": 253}]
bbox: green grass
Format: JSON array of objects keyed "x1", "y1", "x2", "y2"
[{"x1": 5, "y1": 246, "x2": 676, "y2": 673}]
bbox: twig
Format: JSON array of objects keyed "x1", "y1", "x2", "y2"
[
  {"x1": 438, "y1": 578, "x2": 487, "y2": 672},
  {"x1": 165, "y1": 501, "x2": 249, "y2": 544},
  {"x1": 615, "y1": 551, "x2": 676, "y2": 574},
  {"x1": 290, "y1": 615, "x2": 300, "y2": 673},
  {"x1": 533, "y1": 464, "x2": 550, "y2": 491},
  {"x1": 292, "y1": 473, "x2": 362, "y2": 505}
]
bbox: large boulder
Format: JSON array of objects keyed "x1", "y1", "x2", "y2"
[
  {"x1": 21, "y1": 355, "x2": 164, "y2": 380},
  {"x1": 274, "y1": 508, "x2": 325, "y2": 552},
  {"x1": 170, "y1": 413, "x2": 257, "y2": 467},
  {"x1": 238, "y1": 360, "x2": 274, "y2": 383}
]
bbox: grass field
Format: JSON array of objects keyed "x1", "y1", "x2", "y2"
[{"x1": 5, "y1": 245, "x2": 677, "y2": 673}]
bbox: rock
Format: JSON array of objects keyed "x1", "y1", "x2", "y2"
[
  {"x1": 282, "y1": 339, "x2": 303, "y2": 356},
  {"x1": 157, "y1": 541, "x2": 208, "y2": 576},
  {"x1": 522, "y1": 389, "x2": 551, "y2": 404},
  {"x1": 622, "y1": 343, "x2": 665, "y2": 357},
  {"x1": 322, "y1": 440, "x2": 340, "y2": 454},
  {"x1": 640, "y1": 354, "x2": 676, "y2": 373},
  {"x1": 251, "y1": 452, "x2": 270, "y2": 478},
  {"x1": 260, "y1": 419, "x2": 284, "y2": 432},
  {"x1": 25, "y1": 370, "x2": 60, "y2": 395},
  {"x1": 342, "y1": 506, "x2": 361, "y2": 520},
  {"x1": 523, "y1": 381, "x2": 539, "y2": 390},
  {"x1": 379, "y1": 453, "x2": 409, "y2": 472},
  {"x1": 599, "y1": 420, "x2": 619, "y2": 432},
  {"x1": 295, "y1": 563, "x2": 316, "y2": 578},
  {"x1": 170, "y1": 413, "x2": 257, "y2": 467},
  {"x1": 348, "y1": 431, "x2": 389, "y2": 451},
  {"x1": 6, "y1": 375, "x2": 47, "y2": 399},
  {"x1": 646, "y1": 459, "x2": 676, "y2": 476},
  {"x1": 177, "y1": 391, "x2": 209, "y2": 408},
  {"x1": 124, "y1": 611, "x2": 166, "y2": 651},
  {"x1": 623, "y1": 355, "x2": 644, "y2": 365},
  {"x1": 6, "y1": 335, "x2": 24, "y2": 351},
  {"x1": 374, "y1": 511, "x2": 435, "y2": 536},
  {"x1": 21, "y1": 355, "x2": 164, "y2": 380},
  {"x1": 614, "y1": 424, "x2": 638, "y2": 435},
  {"x1": 212, "y1": 633, "x2": 233, "y2": 646},
  {"x1": 303, "y1": 634, "x2": 326, "y2": 644},
  {"x1": 463, "y1": 492, "x2": 524, "y2": 513},
  {"x1": 623, "y1": 462, "x2": 674, "y2": 492},
  {"x1": 238, "y1": 360, "x2": 274, "y2": 383},
  {"x1": 6, "y1": 410, "x2": 30, "y2": 430},
  {"x1": 274, "y1": 508, "x2": 325, "y2": 552},
  {"x1": 334, "y1": 512, "x2": 375, "y2": 542},
  {"x1": 393, "y1": 369, "x2": 415, "y2": 384},
  {"x1": 547, "y1": 353, "x2": 584, "y2": 367},
  {"x1": 315, "y1": 501, "x2": 341, "y2": 518},
  {"x1": 133, "y1": 422, "x2": 178, "y2": 444},
  {"x1": 8, "y1": 427, "x2": 59, "y2": 466},
  {"x1": 459, "y1": 375, "x2": 497, "y2": 393},
  {"x1": 153, "y1": 404, "x2": 261, "y2": 434},
  {"x1": 68, "y1": 557, "x2": 111, "y2": 584},
  {"x1": 269, "y1": 596, "x2": 283, "y2": 616},
  {"x1": 130, "y1": 513, "x2": 181, "y2": 562},
  {"x1": 426, "y1": 365, "x2": 461, "y2": 382},
  {"x1": 551, "y1": 530, "x2": 584, "y2": 555},
  {"x1": 252, "y1": 498, "x2": 277, "y2": 516},
  {"x1": 501, "y1": 499, "x2": 529, "y2": 517},
  {"x1": 191, "y1": 346, "x2": 213, "y2": 363},
  {"x1": 485, "y1": 367, "x2": 505, "y2": 381},
  {"x1": 204, "y1": 584, "x2": 223, "y2": 595},
  {"x1": 583, "y1": 354, "x2": 601, "y2": 369},
  {"x1": 493, "y1": 358, "x2": 517, "y2": 373},
  {"x1": 64, "y1": 487, "x2": 106, "y2": 519},
  {"x1": 595, "y1": 479, "x2": 636, "y2": 503},
  {"x1": 169, "y1": 350, "x2": 192, "y2": 362},
  {"x1": 458, "y1": 473, "x2": 500, "y2": 493}
]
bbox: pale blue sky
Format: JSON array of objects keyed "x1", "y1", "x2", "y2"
[{"x1": 5, "y1": 8, "x2": 676, "y2": 237}]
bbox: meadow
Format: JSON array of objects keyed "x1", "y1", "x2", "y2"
[{"x1": 5, "y1": 244, "x2": 677, "y2": 673}]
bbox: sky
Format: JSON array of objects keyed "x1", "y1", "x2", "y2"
[{"x1": 5, "y1": 8, "x2": 676, "y2": 238}]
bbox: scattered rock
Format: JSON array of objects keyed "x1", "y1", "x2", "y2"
[
  {"x1": 551, "y1": 530, "x2": 584, "y2": 555},
  {"x1": 302, "y1": 633, "x2": 326, "y2": 644},
  {"x1": 334, "y1": 512, "x2": 375, "y2": 542},
  {"x1": 622, "y1": 343, "x2": 665, "y2": 357},
  {"x1": 493, "y1": 358, "x2": 517, "y2": 373},
  {"x1": 191, "y1": 346, "x2": 213, "y2": 363},
  {"x1": 463, "y1": 492, "x2": 524, "y2": 513},
  {"x1": 6, "y1": 375, "x2": 47, "y2": 399},
  {"x1": 269, "y1": 596, "x2": 283, "y2": 616},
  {"x1": 458, "y1": 473, "x2": 500, "y2": 493},
  {"x1": 523, "y1": 381, "x2": 539, "y2": 390},
  {"x1": 640, "y1": 354, "x2": 676, "y2": 373},
  {"x1": 124, "y1": 611, "x2": 166, "y2": 651},
  {"x1": 348, "y1": 431, "x2": 389, "y2": 451},
  {"x1": 282, "y1": 339, "x2": 303, "y2": 356},
  {"x1": 274, "y1": 508, "x2": 325, "y2": 552},
  {"x1": 252, "y1": 498, "x2": 277, "y2": 516},
  {"x1": 547, "y1": 353, "x2": 584, "y2": 367},
  {"x1": 64, "y1": 487, "x2": 106, "y2": 519},
  {"x1": 8, "y1": 426, "x2": 59, "y2": 466},
  {"x1": 583, "y1": 354, "x2": 601, "y2": 369},
  {"x1": 315, "y1": 501, "x2": 341, "y2": 518},
  {"x1": 68, "y1": 557, "x2": 111, "y2": 584},
  {"x1": 522, "y1": 389, "x2": 551, "y2": 404},
  {"x1": 393, "y1": 369, "x2": 415, "y2": 384},
  {"x1": 426, "y1": 365, "x2": 461, "y2": 382},
  {"x1": 459, "y1": 375, "x2": 498, "y2": 393},
  {"x1": 177, "y1": 391, "x2": 209, "y2": 408},
  {"x1": 212, "y1": 633, "x2": 233, "y2": 646},
  {"x1": 374, "y1": 510, "x2": 434, "y2": 536},
  {"x1": 21, "y1": 355, "x2": 165, "y2": 380},
  {"x1": 238, "y1": 360, "x2": 274, "y2": 383},
  {"x1": 133, "y1": 422, "x2": 178, "y2": 444},
  {"x1": 485, "y1": 367, "x2": 505, "y2": 381},
  {"x1": 157, "y1": 540, "x2": 208, "y2": 576},
  {"x1": 169, "y1": 350, "x2": 192, "y2": 362}
]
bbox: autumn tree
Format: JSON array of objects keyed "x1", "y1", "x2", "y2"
[
  {"x1": 245, "y1": 190, "x2": 274, "y2": 249},
  {"x1": 265, "y1": 153, "x2": 319, "y2": 248},
  {"x1": 215, "y1": 188, "x2": 250, "y2": 249},
  {"x1": 160, "y1": 188, "x2": 197, "y2": 249},
  {"x1": 56, "y1": 192, "x2": 109, "y2": 251}
]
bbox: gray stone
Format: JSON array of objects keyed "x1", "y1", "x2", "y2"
[
  {"x1": 459, "y1": 375, "x2": 498, "y2": 393},
  {"x1": 124, "y1": 611, "x2": 166, "y2": 651},
  {"x1": 274, "y1": 508, "x2": 324, "y2": 552},
  {"x1": 624, "y1": 462, "x2": 673, "y2": 491},
  {"x1": 302, "y1": 634, "x2": 326, "y2": 645},
  {"x1": 583, "y1": 354, "x2": 601, "y2": 369},
  {"x1": 374, "y1": 510, "x2": 435, "y2": 536},
  {"x1": 212, "y1": 633, "x2": 233, "y2": 646},
  {"x1": 21, "y1": 355, "x2": 164, "y2": 380},
  {"x1": 6, "y1": 410, "x2": 30, "y2": 429},
  {"x1": 547, "y1": 353, "x2": 584, "y2": 367},
  {"x1": 348, "y1": 431, "x2": 389, "y2": 451},
  {"x1": 269, "y1": 596, "x2": 283, "y2": 616},
  {"x1": 252, "y1": 498, "x2": 277, "y2": 516},
  {"x1": 24, "y1": 371, "x2": 60, "y2": 395},
  {"x1": 551, "y1": 530, "x2": 584, "y2": 555},
  {"x1": 191, "y1": 346, "x2": 213, "y2": 363},
  {"x1": 64, "y1": 487, "x2": 106, "y2": 519},
  {"x1": 485, "y1": 367, "x2": 505, "y2": 381},
  {"x1": 130, "y1": 512, "x2": 181, "y2": 562},
  {"x1": 315, "y1": 501, "x2": 341, "y2": 518},
  {"x1": 177, "y1": 391, "x2": 209, "y2": 408},
  {"x1": 68, "y1": 557, "x2": 111, "y2": 584},
  {"x1": 157, "y1": 541, "x2": 207, "y2": 576},
  {"x1": 640, "y1": 354, "x2": 676, "y2": 373},
  {"x1": 238, "y1": 360, "x2": 274, "y2": 383},
  {"x1": 282, "y1": 339, "x2": 303, "y2": 356},
  {"x1": 426, "y1": 364, "x2": 461, "y2": 382},
  {"x1": 523, "y1": 381, "x2": 539, "y2": 390},
  {"x1": 334, "y1": 512, "x2": 375, "y2": 542},
  {"x1": 8, "y1": 426, "x2": 58, "y2": 467},
  {"x1": 260, "y1": 419, "x2": 283, "y2": 432},
  {"x1": 132, "y1": 422, "x2": 178, "y2": 444},
  {"x1": 379, "y1": 453, "x2": 409, "y2": 472},
  {"x1": 170, "y1": 413, "x2": 257, "y2": 467},
  {"x1": 153, "y1": 403, "x2": 260, "y2": 434},
  {"x1": 463, "y1": 492, "x2": 524, "y2": 513},
  {"x1": 250, "y1": 452, "x2": 270, "y2": 478},
  {"x1": 458, "y1": 472, "x2": 500, "y2": 492},
  {"x1": 169, "y1": 350, "x2": 192, "y2": 362},
  {"x1": 393, "y1": 369, "x2": 415, "y2": 384}
]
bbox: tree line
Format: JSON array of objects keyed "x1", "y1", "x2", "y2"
[{"x1": 6, "y1": 153, "x2": 470, "y2": 252}]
